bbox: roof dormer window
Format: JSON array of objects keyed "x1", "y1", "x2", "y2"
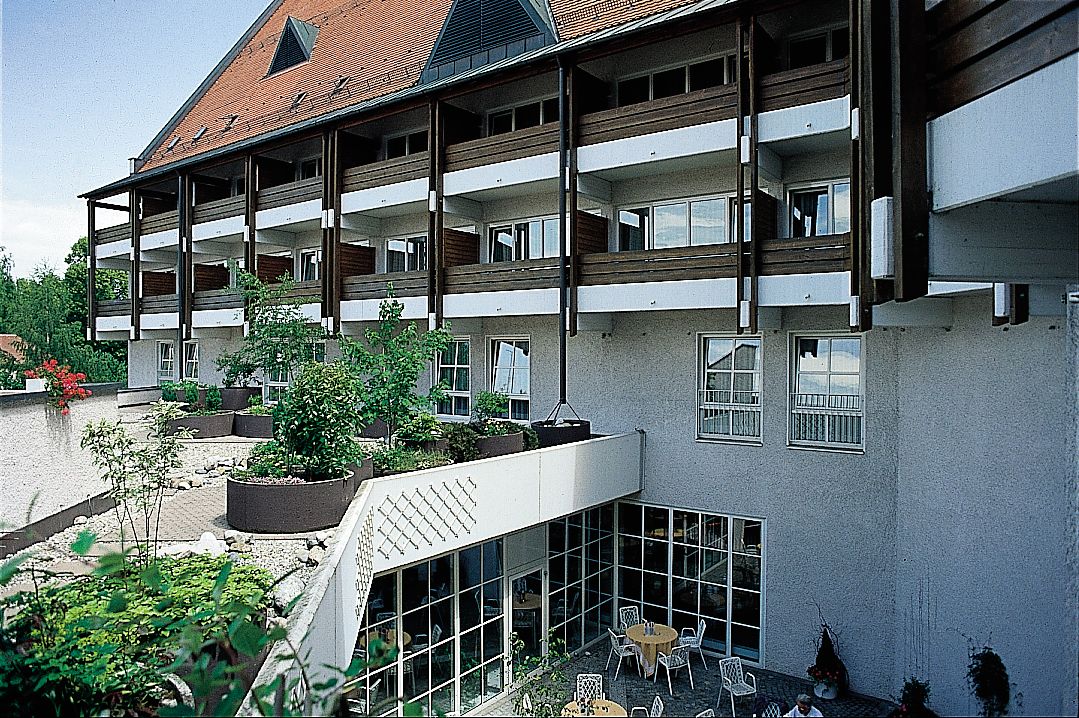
[{"x1": 267, "y1": 16, "x2": 319, "y2": 76}]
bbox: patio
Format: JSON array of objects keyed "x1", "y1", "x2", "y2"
[{"x1": 489, "y1": 646, "x2": 897, "y2": 717}]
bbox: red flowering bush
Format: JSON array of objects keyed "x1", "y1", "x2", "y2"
[
  {"x1": 807, "y1": 664, "x2": 843, "y2": 687},
  {"x1": 25, "y1": 359, "x2": 91, "y2": 414}
]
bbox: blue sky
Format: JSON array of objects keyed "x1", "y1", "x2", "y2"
[{"x1": 1, "y1": 0, "x2": 270, "y2": 277}]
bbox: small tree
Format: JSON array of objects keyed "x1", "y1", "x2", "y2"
[
  {"x1": 339, "y1": 290, "x2": 452, "y2": 442},
  {"x1": 214, "y1": 268, "x2": 325, "y2": 388}
]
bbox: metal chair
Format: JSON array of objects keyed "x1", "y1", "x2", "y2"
[
  {"x1": 694, "y1": 710, "x2": 715, "y2": 718},
  {"x1": 575, "y1": 673, "x2": 604, "y2": 702},
  {"x1": 678, "y1": 618, "x2": 708, "y2": 669},
  {"x1": 521, "y1": 692, "x2": 533, "y2": 713},
  {"x1": 760, "y1": 702, "x2": 784, "y2": 717},
  {"x1": 654, "y1": 644, "x2": 694, "y2": 695},
  {"x1": 605, "y1": 627, "x2": 641, "y2": 679},
  {"x1": 375, "y1": 611, "x2": 395, "y2": 623},
  {"x1": 619, "y1": 605, "x2": 641, "y2": 632},
  {"x1": 630, "y1": 694, "x2": 664, "y2": 716},
  {"x1": 716, "y1": 656, "x2": 757, "y2": 717}
]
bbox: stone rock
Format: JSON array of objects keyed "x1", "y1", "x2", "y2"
[
  {"x1": 296, "y1": 550, "x2": 310, "y2": 564},
  {"x1": 227, "y1": 551, "x2": 241, "y2": 562},
  {"x1": 224, "y1": 530, "x2": 240, "y2": 543},
  {"x1": 177, "y1": 481, "x2": 191, "y2": 491},
  {"x1": 315, "y1": 531, "x2": 329, "y2": 546},
  {"x1": 205, "y1": 460, "x2": 217, "y2": 472},
  {"x1": 218, "y1": 458, "x2": 234, "y2": 467},
  {"x1": 207, "y1": 470, "x2": 220, "y2": 478},
  {"x1": 326, "y1": 529, "x2": 335, "y2": 539},
  {"x1": 308, "y1": 546, "x2": 326, "y2": 565},
  {"x1": 236, "y1": 542, "x2": 253, "y2": 553},
  {"x1": 162, "y1": 544, "x2": 195, "y2": 559},
  {"x1": 189, "y1": 477, "x2": 204, "y2": 488},
  {"x1": 195, "y1": 468, "x2": 208, "y2": 475},
  {"x1": 73, "y1": 516, "x2": 88, "y2": 525},
  {"x1": 192, "y1": 532, "x2": 228, "y2": 556},
  {"x1": 306, "y1": 535, "x2": 320, "y2": 549},
  {"x1": 268, "y1": 615, "x2": 287, "y2": 629}
]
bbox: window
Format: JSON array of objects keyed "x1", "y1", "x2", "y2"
[
  {"x1": 548, "y1": 506, "x2": 616, "y2": 653},
  {"x1": 487, "y1": 97, "x2": 560, "y2": 136},
  {"x1": 437, "y1": 340, "x2": 470, "y2": 417},
  {"x1": 787, "y1": 27, "x2": 849, "y2": 70},
  {"x1": 299, "y1": 249, "x2": 321, "y2": 281},
  {"x1": 265, "y1": 342, "x2": 325, "y2": 404},
  {"x1": 488, "y1": 218, "x2": 560, "y2": 262},
  {"x1": 617, "y1": 502, "x2": 764, "y2": 661},
  {"x1": 299, "y1": 157, "x2": 322, "y2": 180},
  {"x1": 790, "y1": 181, "x2": 850, "y2": 237},
  {"x1": 183, "y1": 341, "x2": 199, "y2": 381},
  {"x1": 490, "y1": 338, "x2": 529, "y2": 420},
  {"x1": 618, "y1": 196, "x2": 730, "y2": 251},
  {"x1": 698, "y1": 336, "x2": 761, "y2": 442},
  {"x1": 789, "y1": 336, "x2": 862, "y2": 449},
  {"x1": 157, "y1": 341, "x2": 175, "y2": 385},
  {"x1": 617, "y1": 55, "x2": 735, "y2": 107},
  {"x1": 386, "y1": 130, "x2": 429, "y2": 159},
  {"x1": 387, "y1": 236, "x2": 427, "y2": 273}
]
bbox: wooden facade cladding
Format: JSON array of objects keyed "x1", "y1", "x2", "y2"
[
  {"x1": 340, "y1": 244, "x2": 376, "y2": 278},
  {"x1": 445, "y1": 258, "x2": 561, "y2": 294},
  {"x1": 193, "y1": 263, "x2": 230, "y2": 292},
  {"x1": 926, "y1": 0, "x2": 1078, "y2": 118},
  {"x1": 256, "y1": 177, "x2": 322, "y2": 211},
  {"x1": 267, "y1": 279, "x2": 322, "y2": 302},
  {"x1": 192, "y1": 195, "x2": 245, "y2": 224},
  {"x1": 97, "y1": 298, "x2": 131, "y2": 317},
  {"x1": 759, "y1": 234, "x2": 851, "y2": 275},
  {"x1": 141, "y1": 209, "x2": 179, "y2": 235},
  {"x1": 94, "y1": 224, "x2": 131, "y2": 246},
  {"x1": 341, "y1": 271, "x2": 427, "y2": 301},
  {"x1": 579, "y1": 83, "x2": 737, "y2": 146},
  {"x1": 759, "y1": 58, "x2": 850, "y2": 112},
  {"x1": 142, "y1": 271, "x2": 176, "y2": 297},
  {"x1": 341, "y1": 153, "x2": 430, "y2": 193},
  {"x1": 192, "y1": 288, "x2": 244, "y2": 311},
  {"x1": 443, "y1": 229, "x2": 481, "y2": 267},
  {"x1": 141, "y1": 294, "x2": 179, "y2": 314},
  {"x1": 444, "y1": 124, "x2": 559, "y2": 173},
  {"x1": 575, "y1": 212, "x2": 608, "y2": 255},
  {"x1": 256, "y1": 254, "x2": 292, "y2": 283}
]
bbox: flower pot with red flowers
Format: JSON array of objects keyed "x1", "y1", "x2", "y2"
[
  {"x1": 24, "y1": 360, "x2": 91, "y2": 415},
  {"x1": 807, "y1": 622, "x2": 847, "y2": 699}
]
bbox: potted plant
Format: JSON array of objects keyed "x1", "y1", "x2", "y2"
[
  {"x1": 396, "y1": 411, "x2": 447, "y2": 452},
  {"x1": 887, "y1": 677, "x2": 937, "y2": 717},
  {"x1": 470, "y1": 391, "x2": 524, "y2": 457},
  {"x1": 163, "y1": 381, "x2": 235, "y2": 438},
  {"x1": 227, "y1": 361, "x2": 371, "y2": 533},
  {"x1": 531, "y1": 404, "x2": 591, "y2": 448},
  {"x1": 234, "y1": 393, "x2": 274, "y2": 439},
  {"x1": 807, "y1": 621, "x2": 847, "y2": 700},
  {"x1": 23, "y1": 359, "x2": 91, "y2": 414}
]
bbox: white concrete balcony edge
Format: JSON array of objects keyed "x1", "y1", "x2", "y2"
[
  {"x1": 141, "y1": 228, "x2": 178, "y2": 251},
  {"x1": 256, "y1": 199, "x2": 322, "y2": 230},
  {"x1": 97, "y1": 238, "x2": 131, "y2": 259},
  {"x1": 342, "y1": 177, "x2": 428, "y2": 215},
  {"x1": 192, "y1": 308, "x2": 243, "y2": 328},
  {"x1": 445, "y1": 152, "x2": 559, "y2": 197},
  {"x1": 341, "y1": 295, "x2": 428, "y2": 323},
  {"x1": 192, "y1": 215, "x2": 245, "y2": 241},
  {"x1": 246, "y1": 431, "x2": 644, "y2": 710}
]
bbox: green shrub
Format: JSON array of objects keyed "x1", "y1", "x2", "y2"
[
  {"x1": 160, "y1": 380, "x2": 178, "y2": 401},
  {"x1": 474, "y1": 419, "x2": 520, "y2": 437},
  {"x1": 396, "y1": 412, "x2": 442, "y2": 444},
  {"x1": 472, "y1": 390, "x2": 509, "y2": 423},
  {"x1": 523, "y1": 425, "x2": 539, "y2": 451},
  {"x1": 206, "y1": 384, "x2": 222, "y2": 412},
  {"x1": 182, "y1": 380, "x2": 200, "y2": 407},
  {"x1": 442, "y1": 422, "x2": 479, "y2": 463},
  {"x1": 274, "y1": 362, "x2": 364, "y2": 480},
  {"x1": 371, "y1": 446, "x2": 453, "y2": 474}
]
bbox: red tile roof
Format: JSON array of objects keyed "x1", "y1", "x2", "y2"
[{"x1": 137, "y1": 0, "x2": 713, "y2": 173}]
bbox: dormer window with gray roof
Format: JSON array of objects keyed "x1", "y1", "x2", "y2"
[{"x1": 267, "y1": 16, "x2": 319, "y2": 76}]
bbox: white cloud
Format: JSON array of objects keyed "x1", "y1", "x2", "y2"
[{"x1": 0, "y1": 198, "x2": 88, "y2": 277}]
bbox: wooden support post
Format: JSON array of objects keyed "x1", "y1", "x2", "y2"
[
  {"x1": 179, "y1": 174, "x2": 194, "y2": 365},
  {"x1": 748, "y1": 16, "x2": 760, "y2": 335},
  {"x1": 87, "y1": 200, "x2": 97, "y2": 342},
  {"x1": 321, "y1": 131, "x2": 333, "y2": 326},
  {"x1": 331, "y1": 130, "x2": 343, "y2": 334},
  {"x1": 432, "y1": 99, "x2": 446, "y2": 328},
  {"x1": 735, "y1": 17, "x2": 746, "y2": 335},
  {"x1": 850, "y1": 0, "x2": 867, "y2": 330},
  {"x1": 130, "y1": 189, "x2": 141, "y2": 340},
  {"x1": 568, "y1": 63, "x2": 580, "y2": 338},
  {"x1": 891, "y1": 0, "x2": 929, "y2": 301}
]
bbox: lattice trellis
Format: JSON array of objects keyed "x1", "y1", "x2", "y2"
[
  {"x1": 354, "y1": 510, "x2": 375, "y2": 617},
  {"x1": 375, "y1": 476, "x2": 477, "y2": 558}
]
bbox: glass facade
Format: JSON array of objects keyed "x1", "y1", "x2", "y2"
[{"x1": 548, "y1": 505, "x2": 616, "y2": 654}]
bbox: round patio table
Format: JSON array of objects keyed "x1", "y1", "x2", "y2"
[
  {"x1": 514, "y1": 592, "x2": 542, "y2": 610},
  {"x1": 624, "y1": 623, "x2": 677, "y2": 677},
  {"x1": 562, "y1": 698, "x2": 628, "y2": 716},
  {"x1": 358, "y1": 629, "x2": 411, "y2": 652}
]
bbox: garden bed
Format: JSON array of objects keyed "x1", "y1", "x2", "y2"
[
  {"x1": 475, "y1": 431, "x2": 524, "y2": 457},
  {"x1": 531, "y1": 419, "x2": 591, "y2": 448},
  {"x1": 166, "y1": 412, "x2": 235, "y2": 438},
  {"x1": 234, "y1": 413, "x2": 273, "y2": 438},
  {"x1": 220, "y1": 387, "x2": 261, "y2": 411}
]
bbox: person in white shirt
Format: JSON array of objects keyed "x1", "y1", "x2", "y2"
[{"x1": 784, "y1": 693, "x2": 824, "y2": 717}]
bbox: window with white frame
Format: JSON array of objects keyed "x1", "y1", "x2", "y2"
[
  {"x1": 387, "y1": 236, "x2": 427, "y2": 272},
  {"x1": 618, "y1": 196, "x2": 731, "y2": 251},
  {"x1": 789, "y1": 181, "x2": 850, "y2": 238},
  {"x1": 298, "y1": 157, "x2": 322, "y2": 180},
  {"x1": 617, "y1": 54, "x2": 736, "y2": 106},
  {"x1": 157, "y1": 341, "x2": 175, "y2": 385},
  {"x1": 265, "y1": 341, "x2": 326, "y2": 404},
  {"x1": 490, "y1": 338, "x2": 529, "y2": 420},
  {"x1": 488, "y1": 218, "x2": 561, "y2": 262},
  {"x1": 698, "y1": 335, "x2": 761, "y2": 442},
  {"x1": 299, "y1": 249, "x2": 321, "y2": 281},
  {"x1": 386, "y1": 130, "x2": 428, "y2": 159},
  {"x1": 789, "y1": 336, "x2": 862, "y2": 449},
  {"x1": 183, "y1": 341, "x2": 199, "y2": 381},
  {"x1": 487, "y1": 97, "x2": 560, "y2": 136},
  {"x1": 436, "y1": 339, "x2": 470, "y2": 417}
]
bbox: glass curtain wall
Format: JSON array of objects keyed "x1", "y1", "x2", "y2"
[
  {"x1": 616, "y1": 502, "x2": 764, "y2": 661},
  {"x1": 547, "y1": 505, "x2": 615, "y2": 653}
]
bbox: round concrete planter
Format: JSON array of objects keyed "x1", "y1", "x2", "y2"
[
  {"x1": 220, "y1": 387, "x2": 262, "y2": 412},
  {"x1": 475, "y1": 431, "x2": 524, "y2": 457},
  {"x1": 401, "y1": 438, "x2": 449, "y2": 453},
  {"x1": 227, "y1": 458, "x2": 372, "y2": 534},
  {"x1": 530, "y1": 419, "x2": 591, "y2": 448},
  {"x1": 166, "y1": 412, "x2": 235, "y2": 438},
  {"x1": 234, "y1": 413, "x2": 273, "y2": 439}
]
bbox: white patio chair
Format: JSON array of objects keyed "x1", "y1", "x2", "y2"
[
  {"x1": 619, "y1": 605, "x2": 641, "y2": 632},
  {"x1": 654, "y1": 644, "x2": 694, "y2": 695},
  {"x1": 630, "y1": 694, "x2": 664, "y2": 716},
  {"x1": 520, "y1": 692, "x2": 533, "y2": 714},
  {"x1": 678, "y1": 618, "x2": 708, "y2": 669},
  {"x1": 694, "y1": 710, "x2": 715, "y2": 718},
  {"x1": 605, "y1": 627, "x2": 641, "y2": 679},
  {"x1": 716, "y1": 656, "x2": 757, "y2": 717},
  {"x1": 760, "y1": 701, "x2": 784, "y2": 717},
  {"x1": 575, "y1": 673, "x2": 604, "y2": 702}
]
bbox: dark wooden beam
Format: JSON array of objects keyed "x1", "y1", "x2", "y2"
[
  {"x1": 735, "y1": 17, "x2": 747, "y2": 335},
  {"x1": 91, "y1": 201, "x2": 129, "y2": 213},
  {"x1": 568, "y1": 63, "x2": 580, "y2": 337},
  {"x1": 245, "y1": 154, "x2": 256, "y2": 278},
  {"x1": 331, "y1": 129, "x2": 343, "y2": 334},
  {"x1": 321, "y1": 131, "x2": 333, "y2": 322},
  {"x1": 748, "y1": 15, "x2": 761, "y2": 335},
  {"x1": 131, "y1": 189, "x2": 141, "y2": 339},
  {"x1": 87, "y1": 200, "x2": 97, "y2": 342}
]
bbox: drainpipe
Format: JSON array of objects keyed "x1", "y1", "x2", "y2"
[{"x1": 557, "y1": 56, "x2": 568, "y2": 406}]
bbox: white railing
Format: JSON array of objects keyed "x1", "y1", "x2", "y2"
[
  {"x1": 247, "y1": 431, "x2": 644, "y2": 710},
  {"x1": 697, "y1": 389, "x2": 761, "y2": 439},
  {"x1": 790, "y1": 393, "x2": 862, "y2": 446}
]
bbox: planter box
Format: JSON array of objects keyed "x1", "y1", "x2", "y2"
[
  {"x1": 401, "y1": 438, "x2": 449, "y2": 453},
  {"x1": 531, "y1": 419, "x2": 591, "y2": 448},
  {"x1": 475, "y1": 431, "x2": 524, "y2": 457},
  {"x1": 220, "y1": 387, "x2": 262, "y2": 412},
  {"x1": 166, "y1": 412, "x2": 235, "y2": 438},
  {"x1": 227, "y1": 459, "x2": 371, "y2": 534},
  {"x1": 234, "y1": 413, "x2": 273, "y2": 438}
]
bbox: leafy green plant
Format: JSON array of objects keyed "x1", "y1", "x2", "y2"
[
  {"x1": 442, "y1": 422, "x2": 480, "y2": 463},
  {"x1": 181, "y1": 380, "x2": 201, "y2": 408},
  {"x1": 205, "y1": 385, "x2": 222, "y2": 412},
  {"x1": 396, "y1": 412, "x2": 443, "y2": 444},
  {"x1": 523, "y1": 426, "x2": 540, "y2": 451},
  {"x1": 474, "y1": 419, "x2": 520, "y2": 437},
  {"x1": 472, "y1": 390, "x2": 509, "y2": 423},
  {"x1": 161, "y1": 381, "x2": 178, "y2": 402},
  {"x1": 339, "y1": 290, "x2": 452, "y2": 443},
  {"x1": 511, "y1": 630, "x2": 572, "y2": 717},
  {"x1": 968, "y1": 646, "x2": 1011, "y2": 717},
  {"x1": 370, "y1": 446, "x2": 454, "y2": 474}
]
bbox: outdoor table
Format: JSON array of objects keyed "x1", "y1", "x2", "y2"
[
  {"x1": 514, "y1": 592, "x2": 542, "y2": 610},
  {"x1": 624, "y1": 623, "x2": 678, "y2": 677},
  {"x1": 561, "y1": 698, "x2": 628, "y2": 716},
  {"x1": 358, "y1": 629, "x2": 411, "y2": 652}
]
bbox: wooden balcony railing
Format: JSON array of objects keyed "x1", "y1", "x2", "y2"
[
  {"x1": 342, "y1": 153, "x2": 429, "y2": 194},
  {"x1": 445, "y1": 123, "x2": 558, "y2": 173},
  {"x1": 141, "y1": 294, "x2": 178, "y2": 314},
  {"x1": 579, "y1": 83, "x2": 738, "y2": 146},
  {"x1": 97, "y1": 298, "x2": 131, "y2": 317},
  {"x1": 192, "y1": 288, "x2": 243, "y2": 311},
  {"x1": 265, "y1": 279, "x2": 323, "y2": 302},
  {"x1": 94, "y1": 224, "x2": 131, "y2": 246},
  {"x1": 257, "y1": 177, "x2": 322, "y2": 211},
  {"x1": 759, "y1": 57, "x2": 850, "y2": 113},
  {"x1": 341, "y1": 271, "x2": 426, "y2": 302},
  {"x1": 141, "y1": 210, "x2": 178, "y2": 236},
  {"x1": 193, "y1": 196, "x2": 245, "y2": 225},
  {"x1": 444, "y1": 257, "x2": 561, "y2": 294},
  {"x1": 759, "y1": 233, "x2": 851, "y2": 275},
  {"x1": 579, "y1": 244, "x2": 739, "y2": 285}
]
